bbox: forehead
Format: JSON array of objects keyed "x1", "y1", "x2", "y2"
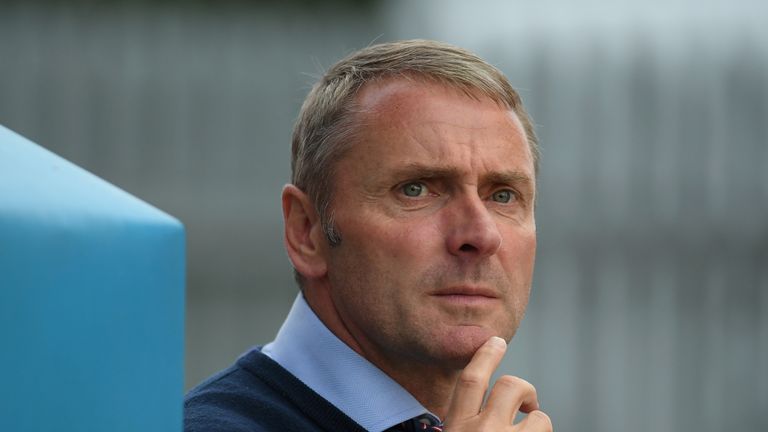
[
  {"x1": 345, "y1": 78, "x2": 534, "y2": 178},
  {"x1": 356, "y1": 77, "x2": 509, "y2": 120}
]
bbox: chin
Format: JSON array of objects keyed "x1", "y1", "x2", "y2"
[{"x1": 431, "y1": 325, "x2": 504, "y2": 368}]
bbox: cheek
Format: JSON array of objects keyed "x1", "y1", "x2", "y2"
[
  {"x1": 331, "y1": 218, "x2": 437, "y2": 284},
  {"x1": 356, "y1": 218, "x2": 442, "y2": 262},
  {"x1": 499, "y1": 228, "x2": 537, "y2": 273}
]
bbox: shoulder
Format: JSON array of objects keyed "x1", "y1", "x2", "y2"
[
  {"x1": 184, "y1": 348, "x2": 367, "y2": 432},
  {"x1": 183, "y1": 349, "x2": 311, "y2": 432}
]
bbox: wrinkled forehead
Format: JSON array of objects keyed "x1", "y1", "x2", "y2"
[
  {"x1": 351, "y1": 77, "x2": 529, "y2": 159},
  {"x1": 355, "y1": 75, "x2": 514, "y2": 117},
  {"x1": 340, "y1": 78, "x2": 534, "y2": 179}
]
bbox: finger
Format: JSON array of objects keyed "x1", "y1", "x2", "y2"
[
  {"x1": 513, "y1": 410, "x2": 553, "y2": 432},
  {"x1": 484, "y1": 375, "x2": 539, "y2": 424},
  {"x1": 445, "y1": 336, "x2": 507, "y2": 422}
]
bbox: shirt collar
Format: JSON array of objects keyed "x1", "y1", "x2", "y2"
[{"x1": 261, "y1": 294, "x2": 434, "y2": 432}]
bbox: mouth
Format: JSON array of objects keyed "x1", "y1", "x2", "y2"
[{"x1": 430, "y1": 286, "x2": 500, "y2": 306}]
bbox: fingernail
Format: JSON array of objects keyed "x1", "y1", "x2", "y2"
[{"x1": 488, "y1": 336, "x2": 507, "y2": 349}]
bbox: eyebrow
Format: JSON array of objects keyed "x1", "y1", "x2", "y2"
[{"x1": 387, "y1": 162, "x2": 534, "y2": 187}]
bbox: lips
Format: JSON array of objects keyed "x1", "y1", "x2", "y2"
[
  {"x1": 430, "y1": 286, "x2": 500, "y2": 307},
  {"x1": 431, "y1": 286, "x2": 499, "y2": 298}
]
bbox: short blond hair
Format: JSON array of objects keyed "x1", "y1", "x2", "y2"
[{"x1": 291, "y1": 39, "x2": 538, "y2": 247}]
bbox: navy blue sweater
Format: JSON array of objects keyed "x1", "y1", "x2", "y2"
[{"x1": 184, "y1": 348, "x2": 368, "y2": 432}]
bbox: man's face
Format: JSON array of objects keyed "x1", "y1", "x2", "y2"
[{"x1": 321, "y1": 78, "x2": 536, "y2": 370}]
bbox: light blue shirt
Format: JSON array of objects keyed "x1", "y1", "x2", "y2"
[{"x1": 261, "y1": 294, "x2": 435, "y2": 432}]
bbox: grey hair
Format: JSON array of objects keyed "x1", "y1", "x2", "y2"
[{"x1": 290, "y1": 39, "x2": 539, "y2": 282}]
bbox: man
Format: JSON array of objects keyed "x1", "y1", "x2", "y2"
[{"x1": 185, "y1": 39, "x2": 552, "y2": 431}]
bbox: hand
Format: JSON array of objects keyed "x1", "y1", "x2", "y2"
[{"x1": 443, "y1": 337, "x2": 553, "y2": 431}]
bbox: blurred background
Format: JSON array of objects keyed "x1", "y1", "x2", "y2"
[{"x1": 1, "y1": 0, "x2": 766, "y2": 430}]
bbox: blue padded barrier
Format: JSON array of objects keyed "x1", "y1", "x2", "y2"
[{"x1": 0, "y1": 125, "x2": 185, "y2": 431}]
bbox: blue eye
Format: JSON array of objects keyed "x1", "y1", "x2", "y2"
[
  {"x1": 491, "y1": 189, "x2": 514, "y2": 203},
  {"x1": 402, "y1": 182, "x2": 425, "y2": 197}
]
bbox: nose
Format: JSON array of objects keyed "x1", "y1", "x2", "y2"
[{"x1": 444, "y1": 194, "x2": 502, "y2": 259}]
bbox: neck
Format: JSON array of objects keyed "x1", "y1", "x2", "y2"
[
  {"x1": 303, "y1": 283, "x2": 461, "y2": 420},
  {"x1": 374, "y1": 357, "x2": 460, "y2": 420}
]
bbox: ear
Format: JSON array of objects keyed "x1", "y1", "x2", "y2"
[{"x1": 282, "y1": 184, "x2": 328, "y2": 279}]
